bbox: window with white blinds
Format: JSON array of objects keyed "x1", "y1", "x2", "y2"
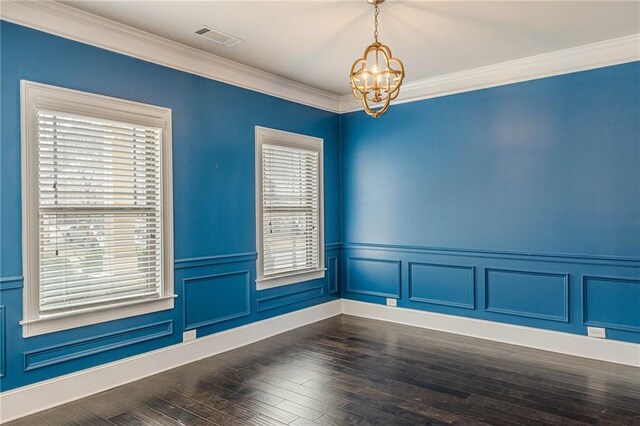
[
  {"x1": 255, "y1": 127, "x2": 324, "y2": 289},
  {"x1": 21, "y1": 81, "x2": 174, "y2": 337},
  {"x1": 37, "y1": 110, "x2": 162, "y2": 313}
]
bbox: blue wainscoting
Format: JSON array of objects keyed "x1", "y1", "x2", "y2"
[
  {"x1": 23, "y1": 321, "x2": 174, "y2": 372},
  {"x1": 0, "y1": 276, "x2": 24, "y2": 292},
  {"x1": 409, "y1": 262, "x2": 475, "y2": 309},
  {"x1": 183, "y1": 271, "x2": 251, "y2": 330},
  {"x1": 582, "y1": 275, "x2": 640, "y2": 333},
  {"x1": 346, "y1": 257, "x2": 401, "y2": 299},
  {"x1": 485, "y1": 268, "x2": 569, "y2": 322},
  {"x1": 0, "y1": 305, "x2": 5, "y2": 377},
  {"x1": 257, "y1": 284, "x2": 325, "y2": 313},
  {"x1": 327, "y1": 257, "x2": 339, "y2": 295},
  {"x1": 342, "y1": 243, "x2": 640, "y2": 344}
]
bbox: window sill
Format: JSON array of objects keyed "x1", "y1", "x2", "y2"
[
  {"x1": 256, "y1": 269, "x2": 326, "y2": 290},
  {"x1": 21, "y1": 295, "x2": 176, "y2": 337}
]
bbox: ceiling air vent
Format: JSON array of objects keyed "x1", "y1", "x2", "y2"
[{"x1": 192, "y1": 26, "x2": 243, "y2": 47}]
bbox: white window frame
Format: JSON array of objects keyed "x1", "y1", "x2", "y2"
[
  {"x1": 255, "y1": 126, "x2": 325, "y2": 290},
  {"x1": 20, "y1": 81, "x2": 175, "y2": 337}
]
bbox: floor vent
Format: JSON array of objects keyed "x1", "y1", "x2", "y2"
[{"x1": 193, "y1": 26, "x2": 243, "y2": 47}]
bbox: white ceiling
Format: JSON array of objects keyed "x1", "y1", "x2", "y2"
[{"x1": 61, "y1": 1, "x2": 640, "y2": 95}]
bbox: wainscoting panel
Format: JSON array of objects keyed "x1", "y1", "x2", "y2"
[
  {"x1": 485, "y1": 268, "x2": 569, "y2": 322},
  {"x1": 346, "y1": 257, "x2": 401, "y2": 298},
  {"x1": 257, "y1": 284, "x2": 325, "y2": 313},
  {"x1": 183, "y1": 271, "x2": 251, "y2": 330},
  {"x1": 0, "y1": 276, "x2": 23, "y2": 291},
  {"x1": 583, "y1": 275, "x2": 640, "y2": 332},
  {"x1": 328, "y1": 256, "x2": 339, "y2": 294},
  {"x1": 408, "y1": 262, "x2": 475, "y2": 309},
  {"x1": 23, "y1": 320, "x2": 173, "y2": 372},
  {"x1": 0, "y1": 305, "x2": 5, "y2": 377}
]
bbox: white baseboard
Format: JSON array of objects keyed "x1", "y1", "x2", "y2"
[
  {"x1": 0, "y1": 300, "x2": 342, "y2": 423},
  {"x1": 342, "y1": 299, "x2": 640, "y2": 367}
]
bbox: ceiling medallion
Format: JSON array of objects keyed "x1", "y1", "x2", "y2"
[{"x1": 350, "y1": 0, "x2": 405, "y2": 118}]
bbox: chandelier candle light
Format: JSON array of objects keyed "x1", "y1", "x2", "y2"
[{"x1": 350, "y1": 0, "x2": 405, "y2": 118}]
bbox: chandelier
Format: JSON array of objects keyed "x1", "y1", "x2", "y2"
[{"x1": 350, "y1": 0, "x2": 405, "y2": 118}]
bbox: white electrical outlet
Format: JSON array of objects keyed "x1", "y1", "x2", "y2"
[
  {"x1": 183, "y1": 330, "x2": 197, "y2": 342},
  {"x1": 386, "y1": 298, "x2": 397, "y2": 307},
  {"x1": 587, "y1": 326, "x2": 606, "y2": 339}
]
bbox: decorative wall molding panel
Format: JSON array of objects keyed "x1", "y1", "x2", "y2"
[
  {"x1": 0, "y1": 300, "x2": 343, "y2": 423},
  {"x1": 257, "y1": 284, "x2": 325, "y2": 313},
  {"x1": 2, "y1": 1, "x2": 639, "y2": 114},
  {"x1": 328, "y1": 256, "x2": 339, "y2": 294},
  {"x1": 0, "y1": 276, "x2": 24, "y2": 291},
  {"x1": 23, "y1": 321, "x2": 174, "y2": 372},
  {"x1": 183, "y1": 271, "x2": 251, "y2": 330},
  {"x1": 484, "y1": 268, "x2": 569, "y2": 322},
  {"x1": 0, "y1": 306, "x2": 5, "y2": 378},
  {"x1": 582, "y1": 275, "x2": 640, "y2": 333},
  {"x1": 408, "y1": 262, "x2": 475, "y2": 309},
  {"x1": 342, "y1": 299, "x2": 640, "y2": 367},
  {"x1": 346, "y1": 257, "x2": 401, "y2": 298},
  {"x1": 339, "y1": 34, "x2": 640, "y2": 113}
]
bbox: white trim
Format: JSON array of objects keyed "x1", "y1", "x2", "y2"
[
  {"x1": 255, "y1": 126, "x2": 325, "y2": 291},
  {"x1": 342, "y1": 299, "x2": 640, "y2": 368},
  {"x1": 0, "y1": 300, "x2": 343, "y2": 424},
  {"x1": 20, "y1": 296, "x2": 177, "y2": 337},
  {"x1": 1, "y1": 2, "x2": 639, "y2": 114},
  {"x1": 339, "y1": 34, "x2": 640, "y2": 113},
  {"x1": 20, "y1": 80, "x2": 175, "y2": 337},
  {"x1": 0, "y1": 0, "x2": 340, "y2": 113}
]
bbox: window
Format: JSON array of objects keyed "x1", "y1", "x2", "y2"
[
  {"x1": 255, "y1": 127, "x2": 324, "y2": 289},
  {"x1": 20, "y1": 81, "x2": 174, "y2": 337}
]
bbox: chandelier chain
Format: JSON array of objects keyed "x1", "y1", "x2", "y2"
[{"x1": 374, "y1": 4, "x2": 379, "y2": 43}]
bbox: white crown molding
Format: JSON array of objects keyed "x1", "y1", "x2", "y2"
[
  {"x1": 342, "y1": 300, "x2": 640, "y2": 368},
  {"x1": 0, "y1": 300, "x2": 343, "y2": 423},
  {"x1": 339, "y1": 33, "x2": 640, "y2": 113},
  {"x1": 0, "y1": 0, "x2": 342, "y2": 113},
  {"x1": 2, "y1": 1, "x2": 638, "y2": 115}
]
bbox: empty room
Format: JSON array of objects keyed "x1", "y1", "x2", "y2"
[{"x1": 0, "y1": 0, "x2": 639, "y2": 424}]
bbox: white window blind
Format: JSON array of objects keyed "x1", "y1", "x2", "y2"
[
  {"x1": 262, "y1": 143, "x2": 319, "y2": 277},
  {"x1": 36, "y1": 110, "x2": 164, "y2": 314}
]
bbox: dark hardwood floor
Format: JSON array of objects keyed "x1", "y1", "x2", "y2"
[{"x1": 9, "y1": 315, "x2": 640, "y2": 425}]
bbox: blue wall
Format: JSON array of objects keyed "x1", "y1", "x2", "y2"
[
  {"x1": 1, "y1": 19, "x2": 639, "y2": 395},
  {"x1": 0, "y1": 21, "x2": 341, "y2": 391},
  {"x1": 340, "y1": 61, "x2": 640, "y2": 344}
]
